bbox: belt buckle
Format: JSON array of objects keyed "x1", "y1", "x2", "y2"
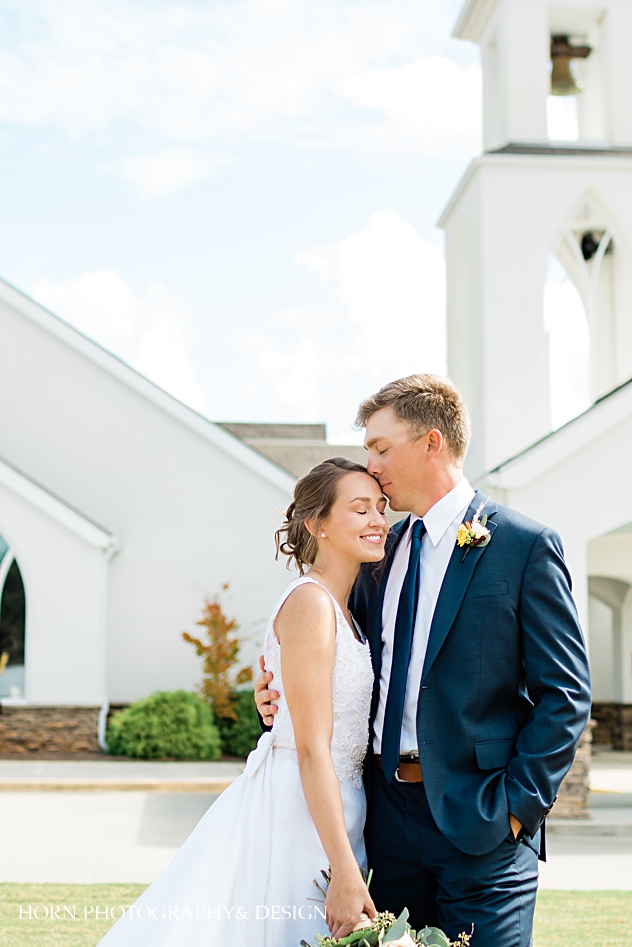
[{"x1": 394, "y1": 752, "x2": 420, "y2": 783}]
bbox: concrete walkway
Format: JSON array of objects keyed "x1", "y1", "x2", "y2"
[
  {"x1": 590, "y1": 749, "x2": 632, "y2": 793},
  {"x1": 2, "y1": 755, "x2": 631, "y2": 888}
]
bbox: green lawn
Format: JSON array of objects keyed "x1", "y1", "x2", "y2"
[
  {"x1": 1, "y1": 885, "x2": 631, "y2": 946},
  {"x1": 533, "y1": 891, "x2": 632, "y2": 946},
  {"x1": 0, "y1": 884, "x2": 145, "y2": 947}
]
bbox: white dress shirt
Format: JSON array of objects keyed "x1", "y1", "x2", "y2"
[{"x1": 373, "y1": 478, "x2": 475, "y2": 754}]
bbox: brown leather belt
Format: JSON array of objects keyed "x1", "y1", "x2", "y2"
[{"x1": 376, "y1": 755, "x2": 423, "y2": 783}]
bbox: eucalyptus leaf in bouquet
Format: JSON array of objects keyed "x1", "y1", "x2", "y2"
[{"x1": 300, "y1": 906, "x2": 470, "y2": 947}]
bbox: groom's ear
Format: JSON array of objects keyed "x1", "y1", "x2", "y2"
[{"x1": 425, "y1": 428, "x2": 444, "y2": 460}]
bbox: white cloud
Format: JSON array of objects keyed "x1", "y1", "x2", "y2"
[
  {"x1": 344, "y1": 56, "x2": 482, "y2": 155},
  {"x1": 244, "y1": 211, "x2": 446, "y2": 430},
  {"x1": 32, "y1": 270, "x2": 204, "y2": 411},
  {"x1": 32, "y1": 270, "x2": 135, "y2": 348},
  {"x1": 0, "y1": 1, "x2": 479, "y2": 157},
  {"x1": 117, "y1": 149, "x2": 222, "y2": 199}
]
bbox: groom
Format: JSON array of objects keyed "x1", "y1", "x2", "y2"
[{"x1": 255, "y1": 374, "x2": 591, "y2": 945}]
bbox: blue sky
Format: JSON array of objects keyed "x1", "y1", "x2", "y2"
[{"x1": 0, "y1": 0, "x2": 482, "y2": 442}]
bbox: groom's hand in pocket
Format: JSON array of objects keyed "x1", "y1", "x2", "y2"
[
  {"x1": 254, "y1": 656, "x2": 279, "y2": 726},
  {"x1": 509, "y1": 813, "x2": 523, "y2": 839}
]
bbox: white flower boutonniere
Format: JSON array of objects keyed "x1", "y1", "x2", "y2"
[{"x1": 457, "y1": 500, "x2": 491, "y2": 559}]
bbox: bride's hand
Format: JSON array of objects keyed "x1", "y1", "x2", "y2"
[
  {"x1": 324, "y1": 863, "x2": 376, "y2": 941},
  {"x1": 254, "y1": 656, "x2": 279, "y2": 726}
]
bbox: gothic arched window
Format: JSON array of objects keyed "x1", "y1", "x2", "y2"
[
  {"x1": 0, "y1": 535, "x2": 26, "y2": 700},
  {"x1": 545, "y1": 192, "x2": 632, "y2": 430}
]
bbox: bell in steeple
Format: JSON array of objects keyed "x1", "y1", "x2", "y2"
[{"x1": 550, "y1": 35, "x2": 592, "y2": 97}]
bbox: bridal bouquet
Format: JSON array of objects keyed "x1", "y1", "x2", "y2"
[{"x1": 301, "y1": 870, "x2": 471, "y2": 947}]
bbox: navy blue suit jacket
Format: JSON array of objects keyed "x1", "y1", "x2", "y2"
[{"x1": 350, "y1": 491, "x2": 591, "y2": 857}]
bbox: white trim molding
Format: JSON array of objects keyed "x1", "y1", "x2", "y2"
[
  {"x1": 453, "y1": 0, "x2": 498, "y2": 41},
  {"x1": 0, "y1": 456, "x2": 119, "y2": 551}
]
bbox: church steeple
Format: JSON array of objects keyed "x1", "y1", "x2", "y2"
[
  {"x1": 454, "y1": 0, "x2": 632, "y2": 151},
  {"x1": 440, "y1": 0, "x2": 632, "y2": 480}
]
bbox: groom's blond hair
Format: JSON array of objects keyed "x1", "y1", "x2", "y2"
[{"x1": 355, "y1": 374, "x2": 471, "y2": 464}]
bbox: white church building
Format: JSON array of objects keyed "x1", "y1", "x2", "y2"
[
  {"x1": 0, "y1": 280, "x2": 316, "y2": 752},
  {"x1": 443, "y1": 0, "x2": 632, "y2": 748},
  {"x1": 2, "y1": 0, "x2": 632, "y2": 755}
]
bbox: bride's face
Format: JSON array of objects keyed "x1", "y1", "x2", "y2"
[{"x1": 317, "y1": 472, "x2": 388, "y2": 564}]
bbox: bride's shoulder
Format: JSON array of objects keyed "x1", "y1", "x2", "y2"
[
  {"x1": 274, "y1": 579, "x2": 336, "y2": 639},
  {"x1": 281, "y1": 578, "x2": 333, "y2": 611}
]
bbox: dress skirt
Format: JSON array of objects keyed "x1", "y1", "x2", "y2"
[{"x1": 98, "y1": 732, "x2": 367, "y2": 947}]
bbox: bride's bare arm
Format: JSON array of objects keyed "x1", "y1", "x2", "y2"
[{"x1": 275, "y1": 583, "x2": 375, "y2": 940}]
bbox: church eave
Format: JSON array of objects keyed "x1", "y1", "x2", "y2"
[
  {"x1": 452, "y1": 0, "x2": 498, "y2": 41},
  {"x1": 437, "y1": 148, "x2": 632, "y2": 229}
]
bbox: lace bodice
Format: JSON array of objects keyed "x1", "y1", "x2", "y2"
[{"x1": 262, "y1": 576, "x2": 373, "y2": 789}]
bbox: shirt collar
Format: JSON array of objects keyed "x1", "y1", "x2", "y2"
[{"x1": 409, "y1": 478, "x2": 475, "y2": 547}]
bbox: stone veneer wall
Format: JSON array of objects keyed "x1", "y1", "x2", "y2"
[
  {"x1": 611, "y1": 705, "x2": 632, "y2": 751},
  {"x1": 0, "y1": 705, "x2": 100, "y2": 754},
  {"x1": 552, "y1": 720, "x2": 594, "y2": 819},
  {"x1": 591, "y1": 702, "x2": 632, "y2": 750},
  {"x1": 591, "y1": 702, "x2": 614, "y2": 745}
]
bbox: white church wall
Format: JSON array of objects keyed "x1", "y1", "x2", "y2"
[
  {"x1": 483, "y1": 392, "x2": 632, "y2": 642},
  {"x1": 0, "y1": 293, "x2": 294, "y2": 705},
  {"x1": 588, "y1": 534, "x2": 632, "y2": 586},
  {"x1": 0, "y1": 480, "x2": 104, "y2": 705},
  {"x1": 444, "y1": 176, "x2": 485, "y2": 476},
  {"x1": 588, "y1": 595, "x2": 613, "y2": 702}
]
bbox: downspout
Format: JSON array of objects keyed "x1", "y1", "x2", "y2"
[{"x1": 97, "y1": 537, "x2": 121, "y2": 752}]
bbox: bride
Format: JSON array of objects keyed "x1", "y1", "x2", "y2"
[{"x1": 98, "y1": 456, "x2": 388, "y2": 947}]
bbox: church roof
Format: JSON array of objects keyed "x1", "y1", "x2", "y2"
[
  {"x1": 0, "y1": 454, "x2": 118, "y2": 549},
  {"x1": 491, "y1": 143, "x2": 632, "y2": 158},
  {"x1": 218, "y1": 422, "x2": 366, "y2": 479},
  {"x1": 0, "y1": 277, "x2": 296, "y2": 497},
  {"x1": 486, "y1": 376, "x2": 632, "y2": 489}
]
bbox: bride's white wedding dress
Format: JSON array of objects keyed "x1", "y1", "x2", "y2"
[{"x1": 99, "y1": 576, "x2": 373, "y2": 947}]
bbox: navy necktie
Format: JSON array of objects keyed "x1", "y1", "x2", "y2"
[{"x1": 381, "y1": 517, "x2": 426, "y2": 781}]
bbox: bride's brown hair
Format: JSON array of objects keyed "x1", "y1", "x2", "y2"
[{"x1": 275, "y1": 457, "x2": 373, "y2": 575}]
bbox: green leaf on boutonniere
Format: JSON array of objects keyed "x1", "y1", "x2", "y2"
[{"x1": 481, "y1": 514, "x2": 487, "y2": 527}]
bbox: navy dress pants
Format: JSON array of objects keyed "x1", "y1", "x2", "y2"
[{"x1": 364, "y1": 766, "x2": 539, "y2": 947}]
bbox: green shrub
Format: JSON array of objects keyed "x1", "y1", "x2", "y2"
[
  {"x1": 106, "y1": 690, "x2": 222, "y2": 760},
  {"x1": 216, "y1": 689, "x2": 261, "y2": 758}
]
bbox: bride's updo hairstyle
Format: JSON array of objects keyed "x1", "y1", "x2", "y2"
[{"x1": 275, "y1": 457, "x2": 372, "y2": 575}]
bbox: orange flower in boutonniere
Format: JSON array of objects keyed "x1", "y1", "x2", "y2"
[{"x1": 457, "y1": 500, "x2": 491, "y2": 559}]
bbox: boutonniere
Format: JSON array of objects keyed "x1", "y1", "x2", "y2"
[{"x1": 457, "y1": 500, "x2": 491, "y2": 561}]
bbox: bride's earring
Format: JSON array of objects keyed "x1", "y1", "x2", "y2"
[{"x1": 321, "y1": 532, "x2": 326, "y2": 537}]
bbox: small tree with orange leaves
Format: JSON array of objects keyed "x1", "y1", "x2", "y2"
[{"x1": 182, "y1": 584, "x2": 253, "y2": 722}]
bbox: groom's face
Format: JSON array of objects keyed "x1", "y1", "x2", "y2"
[{"x1": 364, "y1": 406, "x2": 428, "y2": 513}]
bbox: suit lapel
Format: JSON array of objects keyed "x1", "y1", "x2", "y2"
[{"x1": 421, "y1": 492, "x2": 497, "y2": 683}]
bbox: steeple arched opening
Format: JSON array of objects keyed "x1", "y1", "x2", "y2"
[{"x1": 545, "y1": 190, "x2": 632, "y2": 430}]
